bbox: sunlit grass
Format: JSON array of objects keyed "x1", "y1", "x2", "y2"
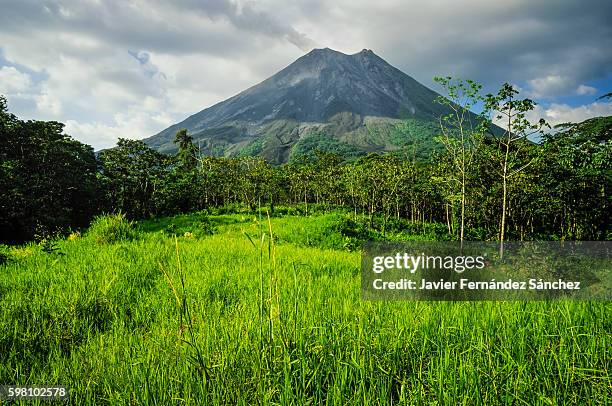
[{"x1": 0, "y1": 213, "x2": 609, "y2": 404}]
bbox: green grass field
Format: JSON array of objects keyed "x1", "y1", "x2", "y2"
[{"x1": 0, "y1": 212, "x2": 610, "y2": 404}]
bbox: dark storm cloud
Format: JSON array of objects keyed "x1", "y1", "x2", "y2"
[
  {"x1": 173, "y1": 0, "x2": 318, "y2": 51},
  {"x1": 0, "y1": 0, "x2": 252, "y2": 57},
  {"x1": 0, "y1": 0, "x2": 317, "y2": 56},
  {"x1": 353, "y1": 0, "x2": 612, "y2": 96}
]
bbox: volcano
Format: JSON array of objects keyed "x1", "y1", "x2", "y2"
[{"x1": 144, "y1": 48, "x2": 462, "y2": 163}]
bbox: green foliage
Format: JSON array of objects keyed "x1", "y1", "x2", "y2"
[
  {"x1": 99, "y1": 138, "x2": 170, "y2": 218},
  {"x1": 380, "y1": 217, "x2": 455, "y2": 240},
  {"x1": 270, "y1": 213, "x2": 456, "y2": 252},
  {"x1": 167, "y1": 216, "x2": 216, "y2": 238},
  {"x1": 389, "y1": 118, "x2": 443, "y2": 159},
  {"x1": 38, "y1": 238, "x2": 63, "y2": 255},
  {"x1": 300, "y1": 214, "x2": 376, "y2": 250},
  {"x1": 0, "y1": 244, "x2": 10, "y2": 265},
  {"x1": 207, "y1": 203, "x2": 251, "y2": 215},
  {"x1": 535, "y1": 116, "x2": 611, "y2": 239},
  {"x1": 289, "y1": 131, "x2": 364, "y2": 163},
  {"x1": 238, "y1": 137, "x2": 265, "y2": 157},
  {"x1": 0, "y1": 96, "x2": 99, "y2": 243},
  {"x1": 87, "y1": 213, "x2": 135, "y2": 244},
  {"x1": 173, "y1": 128, "x2": 199, "y2": 169},
  {"x1": 98, "y1": 138, "x2": 169, "y2": 219},
  {"x1": 326, "y1": 215, "x2": 378, "y2": 250}
]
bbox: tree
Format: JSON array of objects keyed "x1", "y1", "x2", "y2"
[
  {"x1": 0, "y1": 96, "x2": 99, "y2": 242},
  {"x1": 434, "y1": 77, "x2": 488, "y2": 250},
  {"x1": 174, "y1": 128, "x2": 198, "y2": 170},
  {"x1": 484, "y1": 84, "x2": 547, "y2": 257},
  {"x1": 157, "y1": 129, "x2": 202, "y2": 214},
  {"x1": 98, "y1": 139, "x2": 169, "y2": 218},
  {"x1": 538, "y1": 116, "x2": 611, "y2": 240}
]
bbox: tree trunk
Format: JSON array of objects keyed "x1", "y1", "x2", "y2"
[
  {"x1": 446, "y1": 203, "x2": 452, "y2": 235},
  {"x1": 500, "y1": 131, "x2": 510, "y2": 259},
  {"x1": 460, "y1": 171, "x2": 466, "y2": 254}
]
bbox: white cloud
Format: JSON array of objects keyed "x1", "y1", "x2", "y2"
[
  {"x1": 34, "y1": 93, "x2": 62, "y2": 116},
  {"x1": 65, "y1": 107, "x2": 175, "y2": 150},
  {"x1": 0, "y1": 66, "x2": 32, "y2": 95},
  {"x1": 576, "y1": 84, "x2": 597, "y2": 95},
  {"x1": 527, "y1": 101, "x2": 612, "y2": 127},
  {"x1": 525, "y1": 75, "x2": 568, "y2": 98}
]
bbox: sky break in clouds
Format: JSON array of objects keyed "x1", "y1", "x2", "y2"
[{"x1": 0, "y1": 0, "x2": 611, "y2": 150}]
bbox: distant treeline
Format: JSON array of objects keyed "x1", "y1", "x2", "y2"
[{"x1": 1, "y1": 88, "x2": 610, "y2": 243}]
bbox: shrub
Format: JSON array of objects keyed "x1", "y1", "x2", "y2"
[
  {"x1": 87, "y1": 213, "x2": 135, "y2": 244},
  {"x1": 270, "y1": 206, "x2": 303, "y2": 216},
  {"x1": 39, "y1": 238, "x2": 63, "y2": 255},
  {"x1": 210, "y1": 203, "x2": 248, "y2": 215},
  {"x1": 0, "y1": 245, "x2": 10, "y2": 265},
  {"x1": 375, "y1": 218, "x2": 455, "y2": 241},
  {"x1": 316, "y1": 214, "x2": 380, "y2": 251},
  {"x1": 162, "y1": 214, "x2": 216, "y2": 238},
  {"x1": 193, "y1": 217, "x2": 217, "y2": 236}
]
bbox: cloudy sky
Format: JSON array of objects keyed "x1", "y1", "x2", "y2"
[{"x1": 1, "y1": 0, "x2": 611, "y2": 149}]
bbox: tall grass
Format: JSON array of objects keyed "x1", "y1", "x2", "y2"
[
  {"x1": 0, "y1": 212, "x2": 609, "y2": 404},
  {"x1": 87, "y1": 213, "x2": 135, "y2": 244}
]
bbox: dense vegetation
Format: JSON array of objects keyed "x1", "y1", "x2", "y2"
[
  {"x1": 0, "y1": 97, "x2": 99, "y2": 242},
  {"x1": 288, "y1": 131, "x2": 365, "y2": 162},
  {"x1": 2, "y1": 79, "x2": 609, "y2": 244},
  {"x1": 0, "y1": 212, "x2": 609, "y2": 404}
]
